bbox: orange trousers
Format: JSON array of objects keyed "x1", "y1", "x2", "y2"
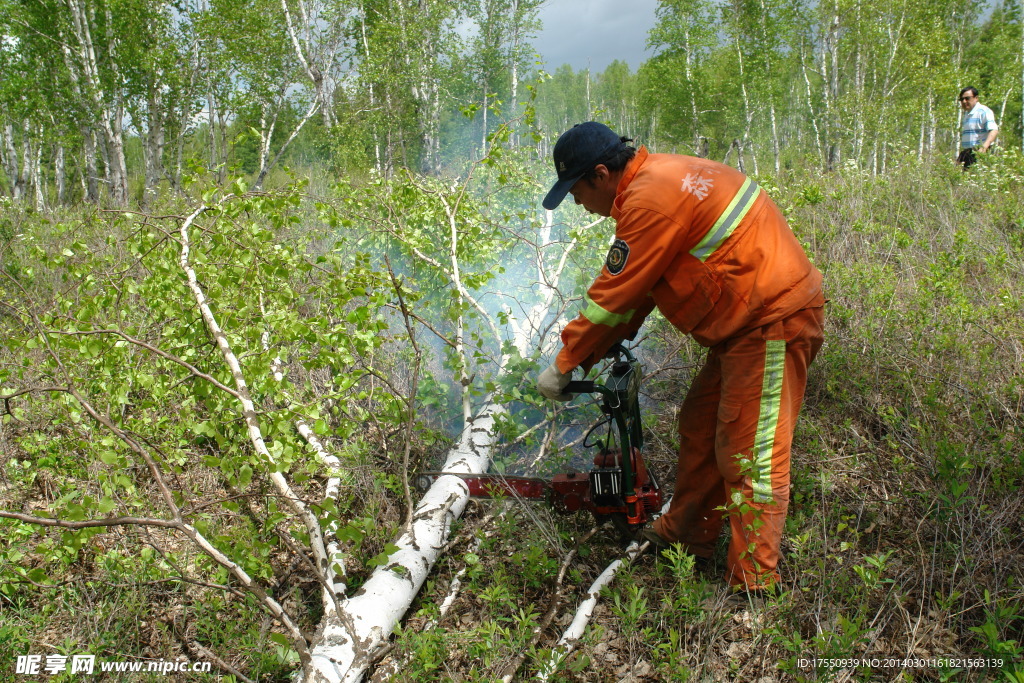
[{"x1": 653, "y1": 306, "x2": 824, "y2": 589}]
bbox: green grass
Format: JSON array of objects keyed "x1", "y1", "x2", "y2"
[{"x1": 1, "y1": 152, "x2": 1022, "y2": 681}]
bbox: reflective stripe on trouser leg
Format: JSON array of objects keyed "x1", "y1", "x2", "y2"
[
  {"x1": 724, "y1": 309, "x2": 823, "y2": 589},
  {"x1": 751, "y1": 340, "x2": 786, "y2": 503},
  {"x1": 725, "y1": 337, "x2": 788, "y2": 589}
]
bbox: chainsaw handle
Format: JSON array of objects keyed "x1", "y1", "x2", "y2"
[{"x1": 564, "y1": 380, "x2": 597, "y2": 394}]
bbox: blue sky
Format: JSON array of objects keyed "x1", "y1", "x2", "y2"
[{"x1": 532, "y1": 0, "x2": 660, "y2": 72}]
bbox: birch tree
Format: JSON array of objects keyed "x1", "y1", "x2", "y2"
[
  {"x1": 1, "y1": 0, "x2": 86, "y2": 204},
  {"x1": 197, "y1": 0, "x2": 302, "y2": 188},
  {"x1": 348, "y1": 0, "x2": 466, "y2": 175},
  {"x1": 641, "y1": 0, "x2": 727, "y2": 155},
  {"x1": 1, "y1": 184, "x2": 405, "y2": 680},
  {"x1": 57, "y1": 0, "x2": 130, "y2": 204}
]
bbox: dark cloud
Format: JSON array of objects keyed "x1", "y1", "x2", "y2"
[{"x1": 531, "y1": 0, "x2": 659, "y2": 72}]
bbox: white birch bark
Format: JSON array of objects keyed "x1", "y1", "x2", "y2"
[
  {"x1": 535, "y1": 499, "x2": 671, "y2": 681},
  {"x1": 178, "y1": 203, "x2": 334, "y2": 613},
  {"x1": 756, "y1": 0, "x2": 780, "y2": 174},
  {"x1": 306, "y1": 405, "x2": 504, "y2": 682},
  {"x1": 824, "y1": 0, "x2": 840, "y2": 170},
  {"x1": 54, "y1": 19, "x2": 100, "y2": 202},
  {"x1": 64, "y1": 0, "x2": 128, "y2": 205},
  {"x1": 302, "y1": 180, "x2": 583, "y2": 681},
  {"x1": 254, "y1": 85, "x2": 286, "y2": 189},
  {"x1": 31, "y1": 131, "x2": 44, "y2": 211},
  {"x1": 801, "y1": 44, "x2": 824, "y2": 166},
  {"x1": 55, "y1": 144, "x2": 66, "y2": 205},
  {"x1": 144, "y1": 79, "x2": 166, "y2": 206},
  {"x1": 19, "y1": 121, "x2": 33, "y2": 203},
  {"x1": 255, "y1": 95, "x2": 320, "y2": 190},
  {"x1": 279, "y1": 0, "x2": 338, "y2": 130},
  {"x1": 259, "y1": 294, "x2": 348, "y2": 608},
  {"x1": 730, "y1": 29, "x2": 756, "y2": 175},
  {"x1": 1, "y1": 123, "x2": 19, "y2": 199}
]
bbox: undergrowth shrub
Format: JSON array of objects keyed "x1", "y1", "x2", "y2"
[{"x1": 1, "y1": 151, "x2": 1022, "y2": 681}]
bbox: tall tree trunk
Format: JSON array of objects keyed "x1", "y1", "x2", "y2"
[
  {"x1": 358, "y1": 1, "x2": 382, "y2": 174},
  {"x1": 280, "y1": 0, "x2": 336, "y2": 131},
  {"x1": 509, "y1": 0, "x2": 520, "y2": 147},
  {"x1": 851, "y1": 0, "x2": 864, "y2": 163},
  {"x1": 481, "y1": 89, "x2": 488, "y2": 157},
  {"x1": 217, "y1": 108, "x2": 228, "y2": 184},
  {"x1": 31, "y1": 133, "x2": 44, "y2": 211},
  {"x1": 83, "y1": 127, "x2": 99, "y2": 202},
  {"x1": 108, "y1": 102, "x2": 128, "y2": 204},
  {"x1": 256, "y1": 97, "x2": 319, "y2": 190},
  {"x1": 873, "y1": 12, "x2": 905, "y2": 175},
  {"x1": 105, "y1": 3, "x2": 129, "y2": 204},
  {"x1": 172, "y1": 39, "x2": 201, "y2": 193},
  {"x1": 683, "y1": 25, "x2": 701, "y2": 153},
  {"x1": 586, "y1": 67, "x2": 592, "y2": 118},
  {"x1": 207, "y1": 86, "x2": 218, "y2": 174},
  {"x1": 406, "y1": 0, "x2": 441, "y2": 174},
  {"x1": 20, "y1": 122, "x2": 32, "y2": 202},
  {"x1": 55, "y1": 144, "x2": 66, "y2": 204},
  {"x1": 254, "y1": 90, "x2": 283, "y2": 189},
  {"x1": 734, "y1": 40, "x2": 757, "y2": 175},
  {"x1": 144, "y1": 81, "x2": 166, "y2": 207},
  {"x1": 801, "y1": 43, "x2": 825, "y2": 165},
  {"x1": 823, "y1": 0, "x2": 840, "y2": 171},
  {"x1": 65, "y1": 0, "x2": 128, "y2": 205},
  {"x1": 2, "y1": 123, "x2": 21, "y2": 199},
  {"x1": 757, "y1": 0, "x2": 780, "y2": 173}
]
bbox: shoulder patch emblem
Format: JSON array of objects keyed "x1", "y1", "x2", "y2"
[{"x1": 605, "y1": 239, "x2": 630, "y2": 275}]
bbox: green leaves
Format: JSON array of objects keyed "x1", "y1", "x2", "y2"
[{"x1": 367, "y1": 543, "x2": 401, "y2": 570}]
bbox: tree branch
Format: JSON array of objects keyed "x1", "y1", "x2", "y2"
[
  {"x1": 0, "y1": 511, "x2": 176, "y2": 529},
  {"x1": 176, "y1": 202, "x2": 332, "y2": 605},
  {"x1": 42, "y1": 328, "x2": 241, "y2": 399}
]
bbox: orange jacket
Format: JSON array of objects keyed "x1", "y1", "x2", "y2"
[{"x1": 556, "y1": 147, "x2": 824, "y2": 374}]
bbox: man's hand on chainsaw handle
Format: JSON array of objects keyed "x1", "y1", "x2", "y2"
[{"x1": 537, "y1": 362, "x2": 573, "y2": 401}]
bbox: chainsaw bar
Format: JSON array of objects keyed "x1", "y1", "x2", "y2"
[{"x1": 415, "y1": 472, "x2": 550, "y2": 501}]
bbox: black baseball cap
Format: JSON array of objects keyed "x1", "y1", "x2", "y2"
[{"x1": 542, "y1": 122, "x2": 625, "y2": 210}]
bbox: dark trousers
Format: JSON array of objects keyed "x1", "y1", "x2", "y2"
[{"x1": 958, "y1": 148, "x2": 977, "y2": 168}]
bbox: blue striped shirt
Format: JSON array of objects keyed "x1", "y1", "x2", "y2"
[{"x1": 961, "y1": 103, "x2": 998, "y2": 149}]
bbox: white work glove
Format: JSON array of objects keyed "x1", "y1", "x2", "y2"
[{"x1": 537, "y1": 362, "x2": 573, "y2": 401}]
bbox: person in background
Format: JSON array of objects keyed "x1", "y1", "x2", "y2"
[
  {"x1": 536, "y1": 122, "x2": 825, "y2": 593},
  {"x1": 958, "y1": 87, "x2": 999, "y2": 168}
]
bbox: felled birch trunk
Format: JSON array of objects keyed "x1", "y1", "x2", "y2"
[
  {"x1": 302, "y1": 187, "x2": 581, "y2": 682},
  {"x1": 305, "y1": 403, "x2": 505, "y2": 682}
]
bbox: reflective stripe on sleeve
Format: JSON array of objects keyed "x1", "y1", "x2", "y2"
[
  {"x1": 582, "y1": 295, "x2": 635, "y2": 327},
  {"x1": 751, "y1": 339, "x2": 786, "y2": 503},
  {"x1": 690, "y1": 178, "x2": 760, "y2": 262}
]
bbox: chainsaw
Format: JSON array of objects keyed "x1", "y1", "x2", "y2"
[{"x1": 416, "y1": 344, "x2": 663, "y2": 538}]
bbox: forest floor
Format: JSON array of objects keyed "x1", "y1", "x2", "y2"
[
  {"x1": 2, "y1": 156, "x2": 1023, "y2": 682},
  {"x1": 371, "y1": 157, "x2": 1024, "y2": 682}
]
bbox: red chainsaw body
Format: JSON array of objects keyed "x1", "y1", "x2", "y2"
[
  {"x1": 418, "y1": 345, "x2": 661, "y2": 534},
  {"x1": 550, "y1": 447, "x2": 662, "y2": 527},
  {"x1": 419, "y1": 446, "x2": 662, "y2": 530}
]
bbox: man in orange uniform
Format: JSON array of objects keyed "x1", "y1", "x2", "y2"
[{"x1": 537, "y1": 122, "x2": 825, "y2": 591}]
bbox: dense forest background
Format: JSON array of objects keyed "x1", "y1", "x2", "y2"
[
  {"x1": 1, "y1": 0, "x2": 1023, "y2": 201},
  {"x1": 1, "y1": 0, "x2": 1023, "y2": 682}
]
